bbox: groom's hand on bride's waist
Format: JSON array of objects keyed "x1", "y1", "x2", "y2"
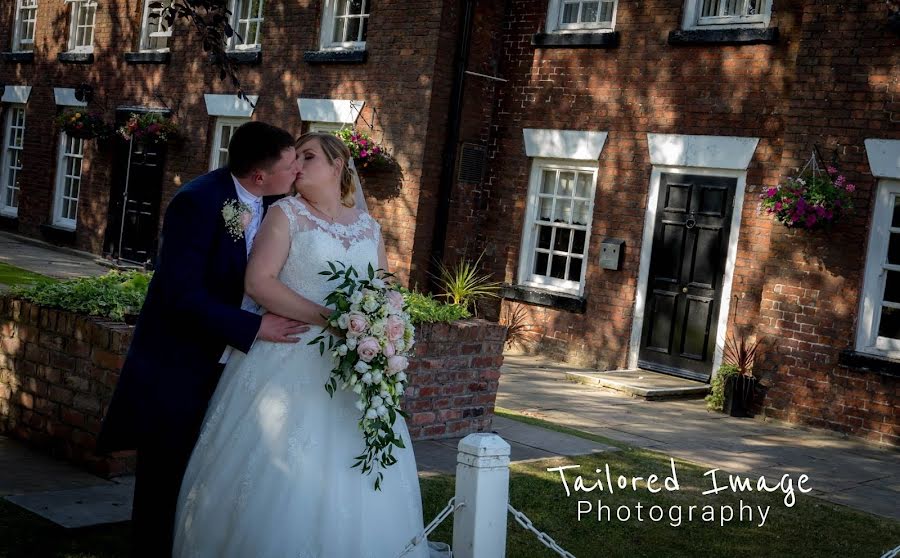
[{"x1": 257, "y1": 313, "x2": 310, "y2": 343}]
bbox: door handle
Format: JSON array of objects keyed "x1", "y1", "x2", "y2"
[{"x1": 682, "y1": 287, "x2": 688, "y2": 293}]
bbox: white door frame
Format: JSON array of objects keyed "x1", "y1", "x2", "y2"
[{"x1": 628, "y1": 134, "x2": 758, "y2": 378}]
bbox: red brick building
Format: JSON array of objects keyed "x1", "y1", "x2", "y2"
[{"x1": 1, "y1": 0, "x2": 898, "y2": 446}]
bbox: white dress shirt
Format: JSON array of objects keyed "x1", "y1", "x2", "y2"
[{"x1": 219, "y1": 175, "x2": 263, "y2": 364}]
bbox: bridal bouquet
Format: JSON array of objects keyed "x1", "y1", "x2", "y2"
[{"x1": 310, "y1": 261, "x2": 415, "y2": 490}]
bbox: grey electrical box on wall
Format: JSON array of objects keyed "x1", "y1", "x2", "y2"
[{"x1": 600, "y1": 238, "x2": 624, "y2": 270}]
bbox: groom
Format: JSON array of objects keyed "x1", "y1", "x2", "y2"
[{"x1": 97, "y1": 121, "x2": 309, "y2": 557}]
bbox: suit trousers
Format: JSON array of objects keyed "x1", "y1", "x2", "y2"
[{"x1": 131, "y1": 363, "x2": 226, "y2": 558}]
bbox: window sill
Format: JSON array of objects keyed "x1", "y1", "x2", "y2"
[
  {"x1": 668, "y1": 27, "x2": 778, "y2": 45},
  {"x1": 1, "y1": 52, "x2": 34, "y2": 63},
  {"x1": 219, "y1": 50, "x2": 262, "y2": 65},
  {"x1": 303, "y1": 50, "x2": 367, "y2": 64},
  {"x1": 124, "y1": 51, "x2": 171, "y2": 64},
  {"x1": 500, "y1": 284, "x2": 587, "y2": 313},
  {"x1": 532, "y1": 31, "x2": 620, "y2": 49},
  {"x1": 40, "y1": 224, "x2": 76, "y2": 244},
  {"x1": 838, "y1": 350, "x2": 900, "y2": 378},
  {"x1": 58, "y1": 52, "x2": 95, "y2": 64}
]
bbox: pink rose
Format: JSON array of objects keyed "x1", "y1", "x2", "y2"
[
  {"x1": 239, "y1": 211, "x2": 252, "y2": 231},
  {"x1": 387, "y1": 355, "x2": 408, "y2": 375},
  {"x1": 347, "y1": 312, "x2": 369, "y2": 335},
  {"x1": 383, "y1": 342, "x2": 396, "y2": 357},
  {"x1": 386, "y1": 315, "x2": 405, "y2": 342},
  {"x1": 357, "y1": 337, "x2": 381, "y2": 362},
  {"x1": 387, "y1": 291, "x2": 404, "y2": 310}
]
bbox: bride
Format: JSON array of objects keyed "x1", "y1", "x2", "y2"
[{"x1": 172, "y1": 133, "x2": 433, "y2": 557}]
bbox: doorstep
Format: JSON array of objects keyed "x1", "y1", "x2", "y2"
[{"x1": 566, "y1": 369, "x2": 710, "y2": 400}]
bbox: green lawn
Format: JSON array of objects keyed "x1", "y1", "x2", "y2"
[
  {"x1": 0, "y1": 410, "x2": 897, "y2": 557},
  {"x1": 0, "y1": 262, "x2": 56, "y2": 289}
]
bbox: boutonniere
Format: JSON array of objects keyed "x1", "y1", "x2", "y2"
[{"x1": 222, "y1": 199, "x2": 253, "y2": 241}]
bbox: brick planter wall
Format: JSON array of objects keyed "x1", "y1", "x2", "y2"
[{"x1": 0, "y1": 297, "x2": 506, "y2": 476}]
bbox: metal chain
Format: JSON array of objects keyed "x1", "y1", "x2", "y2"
[
  {"x1": 881, "y1": 545, "x2": 900, "y2": 558},
  {"x1": 508, "y1": 503, "x2": 577, "y2": 558},
  {"x1": 397, "y1": 497, "x2": 464, "y2": 558}
]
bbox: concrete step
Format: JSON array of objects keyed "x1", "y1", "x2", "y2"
[{"x1": 566, "y1": 369, "x2": 710, "y2": 400}]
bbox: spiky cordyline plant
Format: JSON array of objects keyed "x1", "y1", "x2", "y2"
[{"x1": 433, "y1": 252, "x2": 501, "y2": 316}]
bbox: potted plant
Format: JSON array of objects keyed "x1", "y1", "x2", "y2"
[
  {"x1": 759, "y1": 152, "x2": 855, "y2": 230},
  {"x1": 334, "y1": 128, "x2": 394, "y2": 170},
  {"x1": 117, "y1": 112, "x2": 180, "y2": 145},
  {"x1": 54, "y1": 109, "x2": 113, "y2": 140},
  {"x1": 706, "y1": 329, "x2": 762, "y2": 417}
]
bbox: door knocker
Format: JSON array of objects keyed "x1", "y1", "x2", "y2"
[{"x1": 685, "y1": 213, "x2": 697, "y2": 229}]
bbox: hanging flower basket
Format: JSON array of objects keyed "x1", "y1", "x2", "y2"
[
  {"x1": 54, "y1": 109, "x2": 113, "y2": 140},
  {"x1": 760, "y1": 152, "x2": 855, "y2": 230},
  {"x1": 334, "y1": 128, "x2": 395, "y2": 170},
  {"x1": 117, "y1": 112, "x2": 180, "y2": 144}
]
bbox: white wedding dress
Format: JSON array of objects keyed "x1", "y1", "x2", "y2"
[{"x1": 173, "y1": 196, "x2": 434, "y2": 558}]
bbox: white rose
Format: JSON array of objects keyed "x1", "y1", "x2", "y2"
[
  {"x1": 373, "y1": 372, "x2": 384, "y2": 384},
  {"x1": 379, "y1": 389, "x2": 390, "y2": 398},
  {"x1": 350, "y1": 291, "x2": 364, "y2": 304},
  {"x1": 337, "y1": 345, "x2": 348, "y2": 356},
  {"x1": 362, "y1": 372, "x2": 373, "y2": 385},
  {"x1": 370, "y1": 321, "x2": 386, "y2": 337},
  {"x1": 363, "y1": 297, "x2": 379, "y2": 313},
  {"x1": 354, "y1": 360, "x2": 370, "y2": 373},
  {"x1": 352, "y1": 383, "x2": 363, "y2": 394},
  {"x1": 371, "y1": 396, "x2": 384, "y2": 407},
  {"x1": 337, "y1": 314, "x2": 350, "y2": 329},
  {"x1": 395, "y1": 383, "x2": 405, "y2": 395},
  {"x1": 365, "y1": 409, "x2": 378, "y2": 419},
  {"x1": 376, "y1": 405, "x2": 388, "y2": 417},
  {"x1": 355, "y1": 400, "x2": 365, "y2": 411},
  {"x1": 394, "y1": 339, "x2": 406, "y2": 352},
  {"x1": 346, "y1": 337, "x2": 358, "y2": 350},
  {"x1": 396, "y1": 372, "x2": 407, "y2": 382},
  {"x1": 371, "y1": 277, "x2": 386, "y2": 289}
]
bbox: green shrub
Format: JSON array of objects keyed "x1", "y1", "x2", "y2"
[
  {"x1": 403, "y1": 290, "x2": 470, "y2": 324},
  {"x1": 705, "y1": 363, "x2": 740, "y2": 412},
  {"x1": 12, "y1": 271, "x2": 152, "y2": 321}
]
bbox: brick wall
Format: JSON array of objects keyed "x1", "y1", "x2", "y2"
[
  {"x1": 0, "y1": 297, "x2": 506, "y2": 475},
  {"x1": 439, "y1": 0, "x2": 899, "y2": 445},
  {"x1": 0, "y1": 0, "x2": 463, "y2": 285}
]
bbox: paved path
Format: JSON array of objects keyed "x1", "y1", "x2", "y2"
[
  {"x1": 0, "y1": 231, "x2": 110, "y2": 280},
  {"x1": 497, "y1": 354, "x2": 900, "y2": 520}
]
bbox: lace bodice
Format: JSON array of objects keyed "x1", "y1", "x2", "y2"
[{"x1": 270, "y1": 196, "x2": 381, "y2": 306}]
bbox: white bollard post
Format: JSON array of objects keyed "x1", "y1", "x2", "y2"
[{"x1": 452, "y1": 433, "x2": 511, "y2": 558}]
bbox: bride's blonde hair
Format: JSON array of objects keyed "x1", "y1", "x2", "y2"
[{"x1": 294, "y1": 132, "x2": 356, "y2": 207}]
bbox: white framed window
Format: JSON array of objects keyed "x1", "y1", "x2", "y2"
[
  {"x1": 0, "y1": 105, "x2": 26, "y2": 217},
  {"x1": 857, "y1": 179, "x2": 900, "y2": 359},
  {"x1": 227, "y1": 0, "x2": 265, "y2": 51},
  {"x1": 11, "y1": 0, "x2": 38, "y2": 53},
  {"x1": 307, "y1": 121, "x2": 345, "y2": 134},
  {"x1": 682, "y1": 0, "x2": 772, "y2": 29},
  {"x1": 52, "y1": 133, "x2": 84, "y2": 230},
  {"x1": 210, "y1": 117, "x2": 250, "y2": 171},
  {"x1": 518, "y1": 159, "x2": 597, "y2": 295},
  {"x1": 67, "y1": 0, "x2": 97, "y2": 53},
  {"x1": 319, "y1": 0, "x2": 369, "y2": 51},
  {"x1": 139, "y1": 0, "x2": 172, "y2": 52},
  {"x1": 546, "y1": 0, "x2": 617, "y2": 33}
]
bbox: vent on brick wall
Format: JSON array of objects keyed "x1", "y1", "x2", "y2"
[{"x1": 457, "y1": 143, "x2": 486, "y2": 184}]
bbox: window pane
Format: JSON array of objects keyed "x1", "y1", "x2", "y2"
[
  {"x1": 558, "y1": 171, "x2": 575, "y2": 196},
  {"x1": 701, "y1": 0, "x2": 718, "y2": 17},
  {"x1": 540, "y1": 170, "x2": 556, "y2": 194},
  {"x1": 575, "y1": 173, "x2": 592, "y2": 198},
  {"x1": 554, "y1": 199, "x2": 572, "y2": 223},
  {"x1": 581, "y1": 2, "x2": 599, "y2": 22},
  {"x1": 598, "y1": 0, "x2": 614, "y2": 22},
  {"x1": 892, "y1": 195, "x2": 900, "y2": 228},
  {"x1": 550, "y1": 255, "x2": 567, "y2": 279},
  {"x1": 360, "y1": 17, "x2": 368, "y2": 42},
  {"x1": 561, "y1": 2, "x2": 579, "y2": 23},
  {"x1": 888, "y1": 234, "x2": 900, "y2": 265},
  {"x1": 572, "y1": 229, "x2": 586, "y2": 254},
  {"x1": 349, "y1": 0, "x2": 364, "y2": 15},
  {"x1": 878, "y1": 306, "x2": 900, "y2": 339},
  {"x1": 347, "y1": 17, "x2": 361, "y2": 43},
  {"x1": 568, "y1": 257, "x2": 583, "y2": 282},
  {"x1": 573, "y1": 200, "x2": 590, "y2": 225},
  {"x1": 538, "y1": 198, "x2": 553, "y2": 221},
  {"x1": 332, "y1": 17, "x2": 347, "y2": 42},
  {"x1": 534, "y1": 252, "x2": 549, "y2": 276},
  {"x1": 884, "y1": 270, "x2": 900, "y2": 304},
  {"x1": 553, "y1": 228, "x2": 571, "y2": 252},
  {"x1": 537, "y1": 225, "x2": 552, "y2": 249}
]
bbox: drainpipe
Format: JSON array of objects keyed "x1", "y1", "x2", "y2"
[{"x1": 427, "y1": 0, "x2": 477, "y2": 291}]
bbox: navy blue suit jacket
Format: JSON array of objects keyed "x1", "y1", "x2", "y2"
[{"x1": 97, "y1": 168, "x2": 262, "y2": 452}]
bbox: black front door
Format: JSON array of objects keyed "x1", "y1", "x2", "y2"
[
  {"x1": 638, "y1": 174, "x2": 736, "y2": 381},
  {"x1": 105, "y1": 116, "x2": 166, "y2": 265}
]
